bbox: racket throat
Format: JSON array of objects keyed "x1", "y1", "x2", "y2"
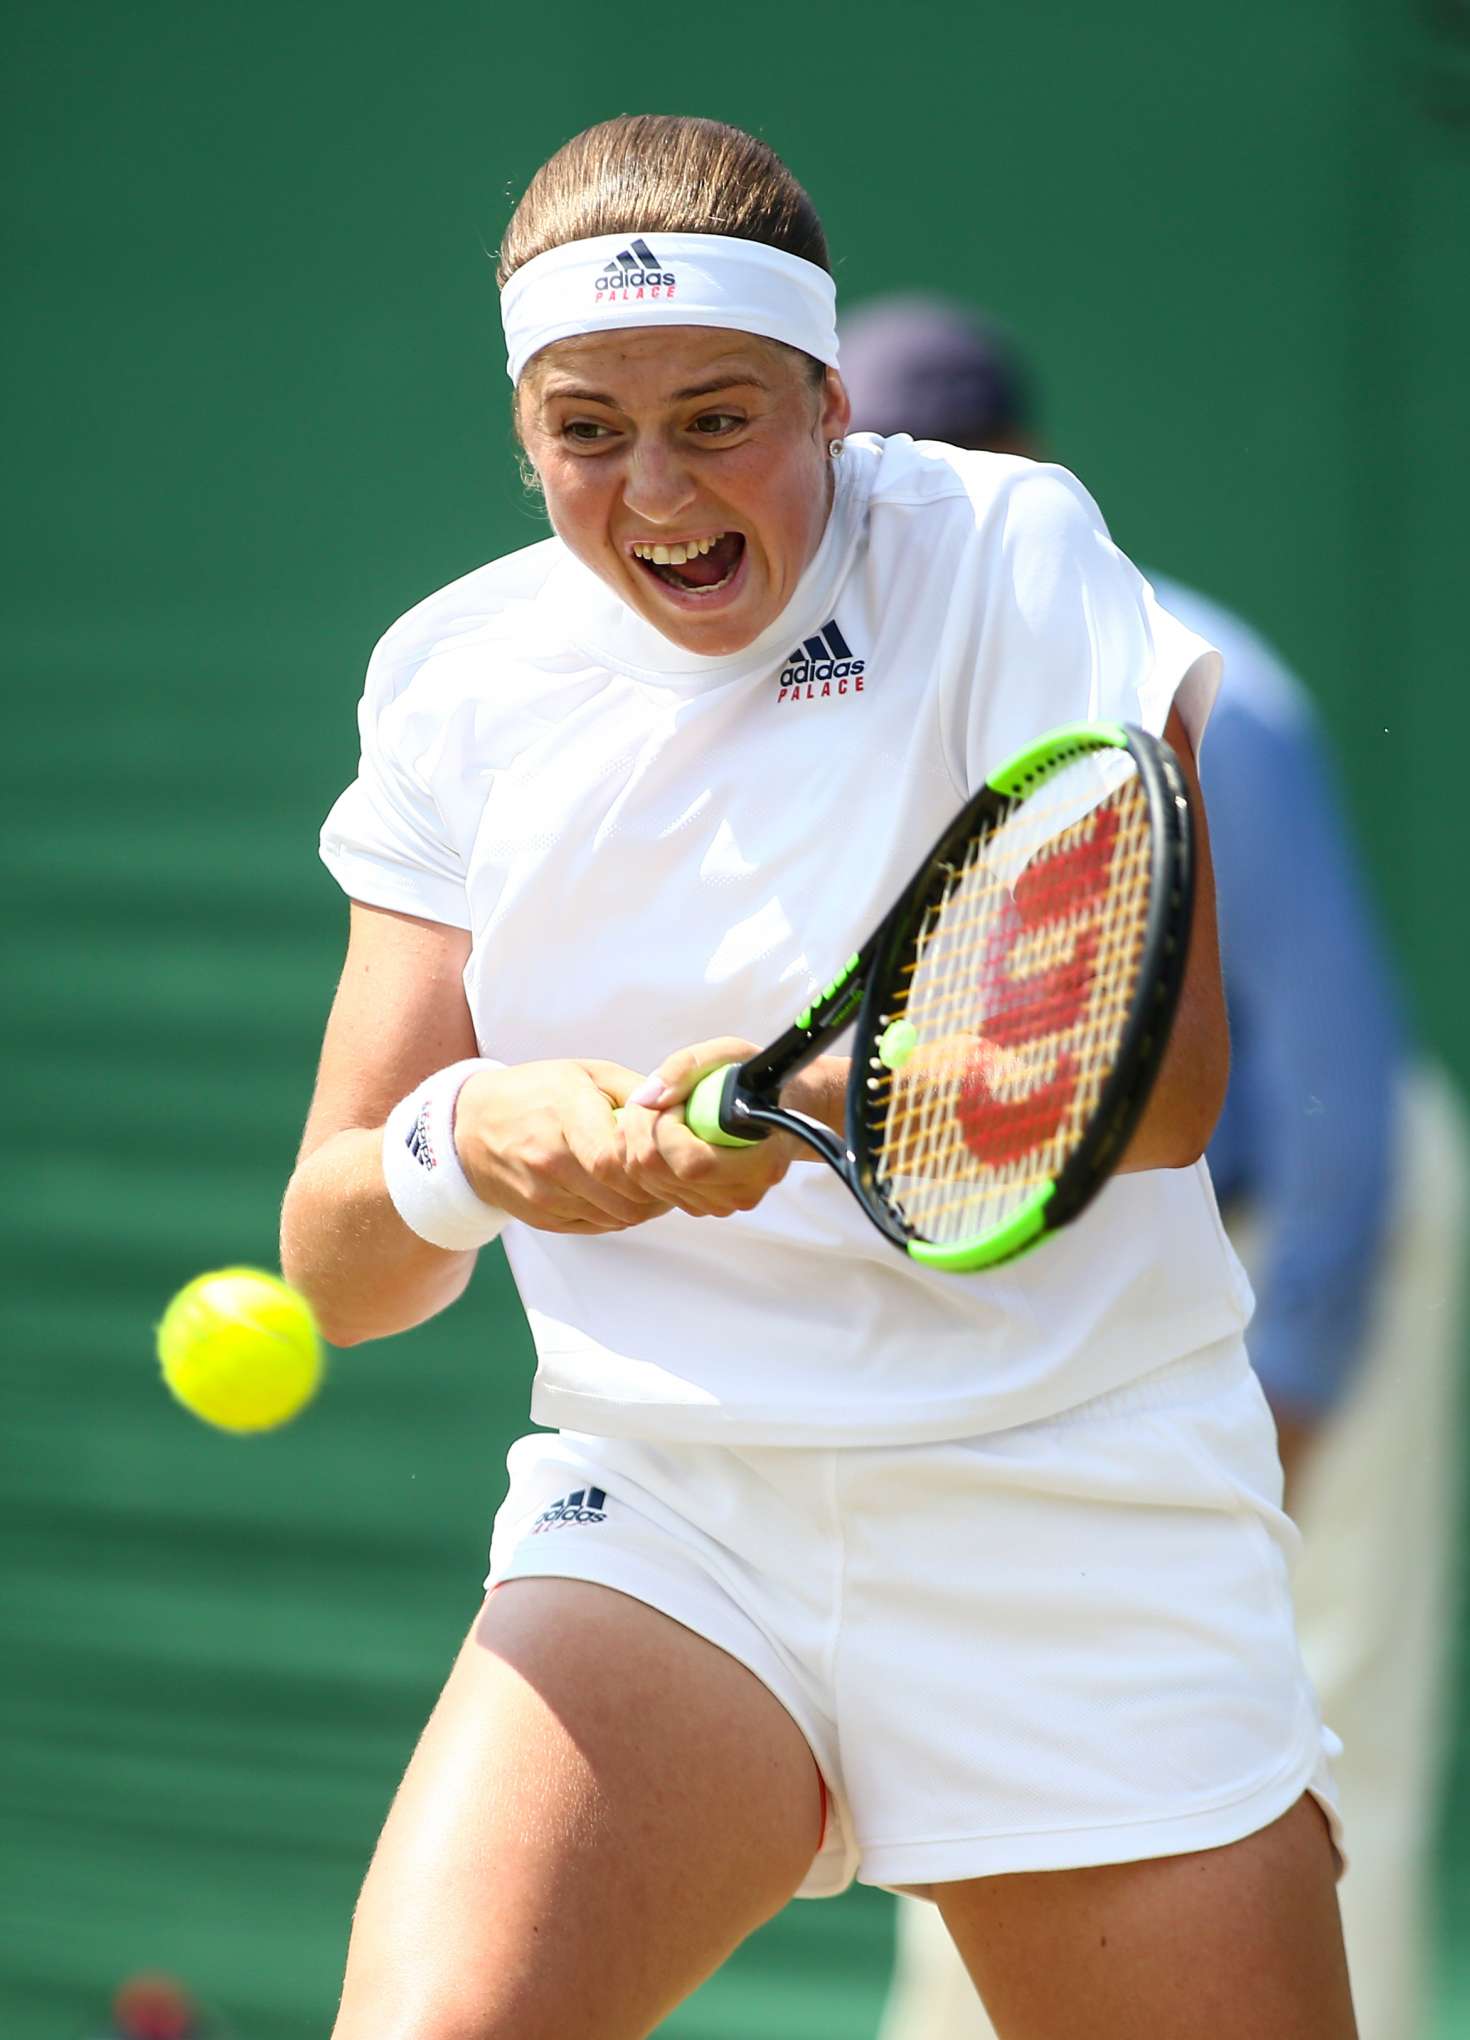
[
  {"x1": 684, "y1": 1064, "x2": 849, "y2": 1170},
  {"x1": 727, "y1": 1078, "x2": 856, "y2": 1174}
]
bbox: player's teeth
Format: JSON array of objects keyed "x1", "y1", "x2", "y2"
[{"x1": 631, "y1": 533, "x2": 726, "y2": 562}]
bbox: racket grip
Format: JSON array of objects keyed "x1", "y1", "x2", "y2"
[
  {"x1": 684, "y1": 1065, "x2": 759, "y2": 1148},
  {"x1": 611, "y1": 1066, "x2": 759, "y2": 1147}
]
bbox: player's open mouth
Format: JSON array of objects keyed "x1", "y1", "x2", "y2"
[{"x1": 629, "y1": 531, "x2": 746, "y2": 598}]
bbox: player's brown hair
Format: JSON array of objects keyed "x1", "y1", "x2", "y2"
[
  {"x1": 502, "y1": 114, "x2": 832, "y2": 476},
  {"x1": 498, "y1": 116, "x2": 830, "y2": 287}
]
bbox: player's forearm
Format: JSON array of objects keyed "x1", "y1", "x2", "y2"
[
  {"x1": 1116, "y1": 708, "x2": 1229, "y2": 1172},
  {"x1": 779, "y1": 1056, "x2": 851, "y2": 1141},
  {"x1": 1116, "y1": 986, "x2": 1229, "y2": 1171},
  {"x1": 280, "y1": 1128, "x2": 475, "y2": 1346},
  {"x1": 1117, "y1": 847, "x2": 1229, "y2": 1170}
]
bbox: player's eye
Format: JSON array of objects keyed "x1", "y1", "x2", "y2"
[
  {"x1": 689, "y1": 411, "x2": 743, "y2": 437},
  {"x1": 562, "y1": 419, "x2": 617, "y2": 444}
]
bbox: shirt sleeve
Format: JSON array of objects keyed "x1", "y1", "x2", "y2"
[
  {"x1": 1204, "y1": 696, "x2": 1405, "y2": 1416},
  {"x1": 947, "y1": 463, "x2": 1222, "y2": 795},
  {"x1": 318, "y1": 627, "x2": 473, "y2": 930}
]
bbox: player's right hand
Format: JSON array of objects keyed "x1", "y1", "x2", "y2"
[{"x1": 454, "y1": 1060, "x2": 675, "y2": 1235}]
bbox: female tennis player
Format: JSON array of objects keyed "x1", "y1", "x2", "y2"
[{"x1": 282, "y1": 115, "x2": 1356, "y2": 2040}]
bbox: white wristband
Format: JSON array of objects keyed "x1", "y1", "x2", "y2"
[{"x1": 382, "y1": 1059, "x2": 510, "y2": 1251}]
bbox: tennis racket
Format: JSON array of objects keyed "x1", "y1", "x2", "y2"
[{"x1": 679, "y1": 720, "x2": 1195, "y2": 1271}]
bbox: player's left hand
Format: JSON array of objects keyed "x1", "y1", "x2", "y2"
[{"x1": 620, "y1": 1038, "x2": 804, "y2": 1218}]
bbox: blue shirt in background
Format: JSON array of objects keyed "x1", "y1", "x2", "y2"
[{"x1": 1152, "y1": 576, "x2": 1407, "y2": 1418}]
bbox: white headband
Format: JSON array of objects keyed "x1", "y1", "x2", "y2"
[{"x1": 500, "y1": 231, "x2": 839, "y2": 384}]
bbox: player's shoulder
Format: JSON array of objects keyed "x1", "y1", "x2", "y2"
[
  {"x1": 856, "y1": 434, "x2": 1108, "y2": 549},
  {"x1": 363, "y1": 536, "x2": 569, "y2": 709}
]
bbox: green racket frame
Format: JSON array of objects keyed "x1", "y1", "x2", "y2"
[{"x1": 682, "y1": 720, "x2": 1195, "y2": 1271}]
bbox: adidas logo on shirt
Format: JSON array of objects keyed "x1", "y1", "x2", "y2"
[
  {"x1": 777, "y1": 620, "x2": 867, "y2": 703},
  {"x1": 594, "y1": 239, "x2": 677, "y2": 301},
  {"x1": 531, "y1": 1487, "x2": 609, "y2": 1533}
]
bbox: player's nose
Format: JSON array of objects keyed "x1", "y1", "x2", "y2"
[{"x1": 620, "y1": 438, "x2": 697, "y2": 524}]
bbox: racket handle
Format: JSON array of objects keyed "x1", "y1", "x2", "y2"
[
  {"x1": 609, "y1": 1065, "x2": 759, "y2": 1147},
  {"x1": 684, "y1": 1065, "x2": 759, "y2": 1148}
]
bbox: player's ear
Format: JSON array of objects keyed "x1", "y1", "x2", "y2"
[{"x1": 820, "y1": 366, "x2": 851, "y2": 445}]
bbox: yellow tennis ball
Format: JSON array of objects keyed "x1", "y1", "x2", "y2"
[{"x1": 156, "y1": 1267, "x2": 323, "y2": 1434}]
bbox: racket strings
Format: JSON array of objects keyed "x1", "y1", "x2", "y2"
[
  {"x1": 869, "y1": 772, "x2": 1155, "y2": 1242},
  {"x1": 886, "y1": 838, "x2": 1155, "y2": 1033}
]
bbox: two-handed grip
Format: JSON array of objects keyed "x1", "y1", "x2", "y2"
[{"x1": 611, "y1": 1063, "x2": 759, "y2": 1147}]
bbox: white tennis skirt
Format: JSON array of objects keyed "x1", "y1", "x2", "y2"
[{"x1": 485, "y1": 1336, "x2": 1342, "y2": 1898}]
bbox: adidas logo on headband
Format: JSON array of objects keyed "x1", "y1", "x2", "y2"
[
  {"x1": 501, "y1": 231, "x2": 839, "y2": 383},
  {"x1": 595, "y1": 238, "x2": 677, "y2": 302}
]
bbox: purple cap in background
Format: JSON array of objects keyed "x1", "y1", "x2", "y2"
[{"x1": 838, "y1": 295, "x2": 1034, "y2": 449}]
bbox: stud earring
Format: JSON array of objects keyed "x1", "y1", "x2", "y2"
[{"x1": 828, "y1": 437, "x2": 845, "y2": 459}]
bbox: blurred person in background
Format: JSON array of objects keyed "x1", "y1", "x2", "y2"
[
  {"x1": 842, "y1": 296, "x2": 1469, "y2": 2040},
  {"x1": 82, "y1": 1972, "x2": 221, "y2": 2040}
]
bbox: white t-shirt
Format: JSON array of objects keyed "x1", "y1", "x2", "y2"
[{"x1": 321, "y1": 434, "x2": 1252, "y2": 1444}]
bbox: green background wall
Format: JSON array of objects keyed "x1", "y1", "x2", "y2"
[{"x1": 4, "y1": 1, "x2": 1467, "y2": 2032}]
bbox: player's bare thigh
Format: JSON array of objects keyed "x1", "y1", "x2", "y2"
[
  {"x1": 932, "y1": 1793, "x2": 1355, "y2": 2040},
  {"x1": 331, "y1": 1578, "x2": 824, "y2": 2040}
]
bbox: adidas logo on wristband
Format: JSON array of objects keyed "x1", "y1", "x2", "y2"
[{"x1": 406, "y1": 1104, "x2": 438, "y2": 1171}]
